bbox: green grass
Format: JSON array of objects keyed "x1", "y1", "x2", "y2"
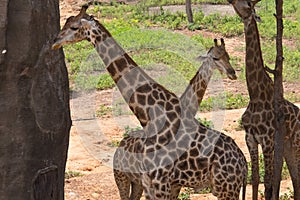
[
  {"x1": 123, "y1": 125, "x2": 142, "y2": 137},
  {"x1": 199, "y1": 92, "x2": 249, "y2": 112},
  {"x1": 96, "y1": 104, "x2": 113, "y2": 117},
  {"x1": 65, "y1": 171, "x2": 83, "y2": 179},
  {"x1": 65, "y1": 27, "x2": 209, "y2": 92},
  {"x1": 197, "y1": 117, "x2": 214, "y2": 128},
  {"x1": 260, "y1": 40, "x2": 300, "y2": 82},
  {"x1": 63, "y1": 0, "x2": 300, "y2": 106},
  {"x1": 200, "y1": 13, "x2": 244, "y2": 36},
  {"x1": 177, "y1": 188, "x2": 192, "y2": 200},
  {"x1": 279, "y1": 188, "x2": 294, "y2": 200},
  {"x1": 285, "y1": 92, "x2": 300, "y2": 103},
  {"x1": 256, "y1": 0, "x2": 300, "y2": 39},
  {"x1": 108, "y1": 140, "x2": 121, "y2": 147},
  {"x1": 87, "y1": 0, "x2": 300, "y2": 39}
]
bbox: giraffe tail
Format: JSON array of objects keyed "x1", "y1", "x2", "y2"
[
  {"x1": 242, "y1": 178, "x2": 246, "y2": 200},
  {"x1": 242, "y1": 165, "x2": 248, "y2": 200}
]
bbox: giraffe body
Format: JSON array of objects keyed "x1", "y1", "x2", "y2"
[
  {"x1": 228, "y1": 0, "x2": 300, "y2": 199},
  {"x1": 53, "y1": 6, "x2": 247, "y2": 199},
  {"x1": 114, "y1": 127, "x2": 247, "y2": 200}
]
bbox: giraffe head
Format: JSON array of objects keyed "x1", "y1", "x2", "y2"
[
  {"x1": 52, "y1": 5, "x2": 109, "y2": 49},
  {"x1": 197, "y1": 38, "x2": 237, "y2": 80},
  {"x1": 228, "y1": 0, "x2": 261, "y2": 23}
]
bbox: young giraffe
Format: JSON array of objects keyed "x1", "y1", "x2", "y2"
[
  {"x1": 228, "y1": 0, "x2": 300, "y2": 199},
  {"x1": 53, "y1": 6, "x2": 247, "y2": 199},
  {"x1": 114, "y1": 39, "x2": 238, "y2": 200}
]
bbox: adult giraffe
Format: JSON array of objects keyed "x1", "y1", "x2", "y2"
[
  {"x1": 228, "y1": 0, "x2": 300, "y2": 199},
  {"x1": 53, "y1": 5, "x2": 247, "y2": 199}
]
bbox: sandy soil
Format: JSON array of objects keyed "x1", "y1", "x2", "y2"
[{"x1": 60, "y1": 0, "x2": 298, "y2": 199}]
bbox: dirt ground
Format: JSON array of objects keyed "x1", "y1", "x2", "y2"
[
  {"x1": 65, "y1": 89, "x2": 297, "y2": 200},
  {"x1": 60, "y1": 0, "x2": 298, "y2": 199}
]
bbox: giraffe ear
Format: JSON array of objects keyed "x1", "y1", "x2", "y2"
[
  {"x1": 196, "y1": 55, "x2": 207, "y2": 62},
  {"x1": 221, "y1": 38, "x2": 225, "y2": 47},
  {"x1": 254, "y1": 13, "x2": 262, "y2": 22}
]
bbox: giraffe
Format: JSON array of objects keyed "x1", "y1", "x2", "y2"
[
  {"x1": 228, "y1": 0, "x2": 300, "y2": 199},
  {"x1": 113, "y1": 38, "x2": 238, "y2": 200},
  {"x1": 53, "y1": 5, "x2": 247, "y2": 199}
]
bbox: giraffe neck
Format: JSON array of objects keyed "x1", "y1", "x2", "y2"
[
  {"x1": 90, "y1": 21, "x2": 162, "y2": 123},
  {"x1": 244, "y1": 18, "x2": 274, "y2": 102},
  {"x1": 180, "y1": 60, "x2": 213, "y2": 116}
]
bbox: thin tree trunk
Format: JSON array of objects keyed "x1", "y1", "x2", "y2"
[
  {"x1": 0, "y1": 0, "x2": 71, "y2": 199},
  {"x1": 272, "y1": 0, "x2": 285, "y2": 199},
  {"x1": 186, "y1": 0, "x2": 193, "y2": 24}
]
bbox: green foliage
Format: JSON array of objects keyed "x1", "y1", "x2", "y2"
[
  {"x1": 123, "y1": 125, "x2": 142, "y2": 137},
  {"x1": 150, "y1": 9, "x2": 187, "y2": 29},
  {"x1": 285, "y1": 92, "x2": 300, "y2": 103},
  {"x1": 191, "y1": 34, "x2": 214, "y2": 49},
  {"x1": 255, "y1": 0, "x2": 300, "y2": 39},
  {"x1": 108, "y1": 140, "x2": 121, "y2": 147},
  {"x1": 63, "y1": 41, "x2": 94, "y2": 76},
  {"x1": 63, "y1": 0, "x2": 300, "y2": 94},
  {"x1": 96, "y1": 104, "x2": 113, "y2": 117},
  {"x1": 96, "y1": 74, "x2": 115, "y2": 90},
  {"x1": 65, "y1": 171, "x2": 83, "y2": 179},
  {"x1": 261, "y1": 40, "x2": 300, "y2": 82},
  {"x1": 235, "y1": 117, "x2": 244, "y2": 131},
  {"x1": 226, "y1": 93, "x2": 249, "y2": 109},
  {"x1": 112, "y1": 98, "x2": 133, "y2": 116},
  {"x1": 197, "y1": 117, "x2": 214, "y2": 128},
  {"x1": 74, "y1": 74, "x2": 101, "y2": 91},
  {"x1": 197, "y1": 187, "x2": 211, "y2": 194},
  {"x1": 201, "y1": 14, "x2": 243, "y2": 36},
  {"x1": 199, "y1": 92, "x2": 249, "y2": 112},
  {"x1": 279, "y1": 188, "x2": 294, "y2": 200},
  {"x1": 87, "y1": 0, "x2": 300, "y2": 39},
  {"x1": 177, "y1": 188, "x2": 192, "y2": 200}
]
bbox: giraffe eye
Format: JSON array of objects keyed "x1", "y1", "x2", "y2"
[{"x1": 70, "y1": 27, "x2": 79, "y2": 31}]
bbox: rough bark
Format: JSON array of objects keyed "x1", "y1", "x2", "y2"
[
  {"x1": 0, "y1": 0, "x2": 8, "y2": 65},
  {"x1": 0, "y1": 0, "x2": 71, "y2": 199},
  {"x1": 272, "y1": 0, "x2": 285, "y2": 199}
]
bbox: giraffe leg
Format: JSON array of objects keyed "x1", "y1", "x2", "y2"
[
  {"x1": 129, "y1": 182, "x2": 143, "y2": 200},
  {"x1": 211, "y1": 171, "x2": 242, "y2": 200},
  {"x1": 245, "y1": 132, "x2": 259, "y2": 200},
  {"x1": 142, "y1": 172, "x2": 171, "y2": 200},
  {"x1": 262, "y1": 145, "x2": 273, "y2": 200},
  {"x1": 284, "y1": 140, "x2": 300, "y2": 200},
  {"x1": 170, "y1": 185, "x2": 181, "y2": 200},
  {"x1": 293, "y1": 141, "x2": 300, "y2": 200},
  {"x1": 114, "y1": 169, "x2": 131, "y2": 200}
]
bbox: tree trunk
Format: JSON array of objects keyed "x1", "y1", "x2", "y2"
[
  {"x1": 0, "y1": 0, "x2": 71, "y2": 199},
  {"x1": 186, "y1": 0, "x2": 193, "y2": 24},
  {"x1": 272, "y1": 0, "x2": 285, "y2": 199}
]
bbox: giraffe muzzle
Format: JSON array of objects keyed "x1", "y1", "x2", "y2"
[
  {"x1": 52, "y1": 38, "x2": 62, "y2": 50},
  {"x1": 228, "y1": 73, "x2": 237, "y2": 80},
  {"x1": 227, "y1": 69, "x2": 237, "y2": 80}
]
